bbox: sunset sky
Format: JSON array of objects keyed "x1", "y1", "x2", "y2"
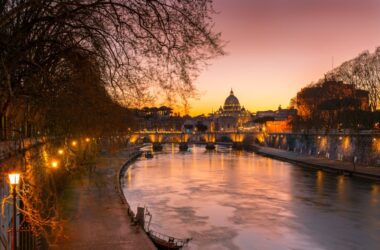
[{"x1": 189, "y1": 0, "x2": 380, "y2": 116}]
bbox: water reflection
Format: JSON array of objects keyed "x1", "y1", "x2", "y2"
[
  {"x1": 123, "y1": 144, "x2": 380, "y2": 250},
  {"x1": 316, "y1": 170, "x2": 324, "y2": 194}
]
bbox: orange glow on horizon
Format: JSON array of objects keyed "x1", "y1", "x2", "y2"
[{"x1": 185, "y1": 0, "x2": 380, "y2": 116}]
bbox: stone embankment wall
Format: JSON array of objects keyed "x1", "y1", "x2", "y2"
[{"x1": 265, "y1": 132, "x2": 380, "y2": 166}]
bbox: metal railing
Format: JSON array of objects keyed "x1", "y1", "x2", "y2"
[{"x1": 7, "y1": 225, "x2": 39, "y2": 250}]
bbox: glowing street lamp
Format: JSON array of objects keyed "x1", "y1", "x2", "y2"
[
  {"x1": 51, "y1": 160, "x2": 59, "y2": 169},
  {"x1": 8, "y1": 172, "x2": 20, "y2": 250},
  {"x1": 71, "y1": 140, "x2": 77, "y2": 147},
  {"x1": 85, "y1": 137, "x2": 90, "y2": 143},
  {"x1": 8, "y1": 173, "x2": 20, "y2": 185},
  {"x1": 58, "y1": 149, "x2": 64, "y2": 155}
]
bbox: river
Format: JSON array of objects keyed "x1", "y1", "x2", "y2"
[{"x1": 122, "y1": 144, "x2": 380, "y2": 250}]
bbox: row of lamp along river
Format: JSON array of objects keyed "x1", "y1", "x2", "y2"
[{"x1": 122, "y1": 144, "x2": 380, "y2": 250}]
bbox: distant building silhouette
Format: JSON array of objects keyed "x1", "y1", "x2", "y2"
[
  {"x1": 133, "y1": 106, "x2": 184, "y2": 130},
  {"x1": 296, "y1": 79, "x2": 369, "y2": 119}
]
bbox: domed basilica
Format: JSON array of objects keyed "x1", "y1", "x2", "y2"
[{"x1": 211, "y1": 89, "x2": 251, "y2": 131}]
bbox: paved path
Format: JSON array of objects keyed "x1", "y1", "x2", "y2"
[
  {"x1": 51, "y1": 150, "x2": 156, "y2": 250},
  {"x1": 256, "y1": 146, "x2": 380, "y2": 179}
]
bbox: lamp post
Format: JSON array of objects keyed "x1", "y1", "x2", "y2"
[{"x1": 8, "y1": 172, "x2": 20, "y2": 250}]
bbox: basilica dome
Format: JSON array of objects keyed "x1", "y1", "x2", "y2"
[{"x1": 223, "y1": 89, "x2": 241, "y2": 111}]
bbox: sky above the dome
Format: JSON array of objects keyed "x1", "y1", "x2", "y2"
[{"x1": 188, "y1": 0, "x2": 380, "y2": 116}]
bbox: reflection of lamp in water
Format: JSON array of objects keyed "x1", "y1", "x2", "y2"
[
  {"x1": 372, "y1": 184, "x2": 379, "y2": 194},
  {"x1": 337, "y1": 176, "x2": 345, "y2": 200},
  {"x1": 8, "y1": 172, "x2": 20, "y2": 250},
  {"x1": 316, "y1": 170, "x2": 324, "y2": 193}
]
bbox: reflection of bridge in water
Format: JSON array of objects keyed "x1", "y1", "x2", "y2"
[{"x1": 129, "y1": 131, "x2": 264, "y2": 150}]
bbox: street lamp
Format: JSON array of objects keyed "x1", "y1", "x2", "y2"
[
  {"x1": 58, "y1": 149, "x2": 64, "y2": 155},
  {"x1": 51, "y1": 160, "x2": 59, "y2": 169},
  {"x1": 8, "y1": 172, "x2": 20, "y2": 250},
  {"x1": 71, "y1": 140, "x2": 77, "y2": 147}
]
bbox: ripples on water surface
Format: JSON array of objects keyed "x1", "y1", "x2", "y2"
[{"x1": 123, "y1": 144, "x2": 380, "y2": 250}]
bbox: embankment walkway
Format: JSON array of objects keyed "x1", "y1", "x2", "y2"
[
  {"x1": 256, "y1": 146, "x2": 380, "y2": 179},
  {"x1": 51, "y1": 149, "x2": 156, "y2": 250}
]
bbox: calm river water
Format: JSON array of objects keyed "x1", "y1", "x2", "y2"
[{"x1": 123, "y1": 144, "x2": 380, "y2": 250}]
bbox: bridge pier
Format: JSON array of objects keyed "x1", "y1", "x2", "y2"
[
  {"x1": 205, "y1": 143, "x2": 216, "y2": 150},
  {"x1": 232, "y1": 142, "x2": 243, "y2": 150},
  {"x1": 179, "y1": 142, "x2": 189, "y2": 151},
  {"x1": 242, "y1": 143, "x2": 255, "y2": 152},
  {"x1": 152, "y1": 142, "x2": 163, "y2": 151}
]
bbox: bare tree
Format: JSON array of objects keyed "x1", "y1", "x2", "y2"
[
  {"x1": 328, "y1": 49, "x2": 380, "y2": 111},
  {"x1": 0, "y1": 0, "x2": 225, "y2": 138}
]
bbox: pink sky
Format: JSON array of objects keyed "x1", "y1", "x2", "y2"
[{"x1": 189, "y1": 0, "x2": 380, "y2": 115}]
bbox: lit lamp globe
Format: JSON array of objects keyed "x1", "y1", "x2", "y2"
[
  {"x1": 58, "y1": 149, "x2": 64, "y2": 155},
  {"x1": 71, "y1": 140, "x2": 77, "y2": 147},
  {"x1": 9, "y1": 172, "x2": 20, "y2": 250},
  {"x1": 85, "y1": 138, "x2": 90, "y2": 143},
  {"x1": 8, "y1": 173, "x2": 20, "y2": 185},
  {"x1": 51, "y1": 161, "x2": 59, "y2": 169}
]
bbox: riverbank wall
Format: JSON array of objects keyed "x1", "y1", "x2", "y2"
[
  {"x1": 116, "y1": 148, "x2": 143, "y2": 219},
  {"x1": 255, "y1": 145, "x2": 380, "y2": 180},
  {"x1": 265, "y1": 132, "x2": 380, "y2": 167},
  {"x1": 116, "y1": 147, "x2": 157, "y2": 248}
]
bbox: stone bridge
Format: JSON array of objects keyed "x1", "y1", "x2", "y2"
[{"x1": 129, "y1": 130, "x2": 264, "y2": 145}]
